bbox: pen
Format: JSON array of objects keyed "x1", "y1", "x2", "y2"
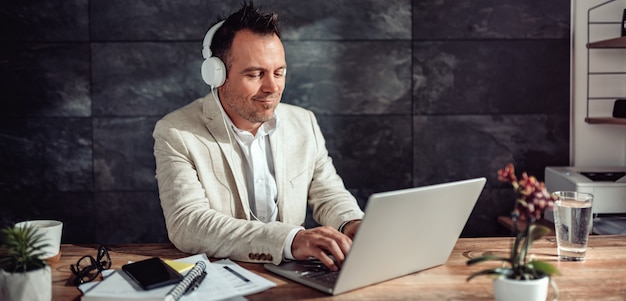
[
  {"x1": 184, "y1": 271, "x2": 207, "y2": 294},
  {"x1": 223, "y1": 265, "x2": 250, "y2": 282}
]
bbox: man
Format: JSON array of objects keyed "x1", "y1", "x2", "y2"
[{"x1": 153, "y1": 2, "x2": 363, "y2": 271}]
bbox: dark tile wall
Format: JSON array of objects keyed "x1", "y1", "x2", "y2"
[{"x1": 0, "y1": 0, "x2": 571, "y2": 244}]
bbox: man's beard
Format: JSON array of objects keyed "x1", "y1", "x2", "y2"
[
  {"x1": 226, "y1": 100, "x2": 277, "y2": 124},
  {"x1": 246, "y1": 103, "x2": 276, "y2": 123}
]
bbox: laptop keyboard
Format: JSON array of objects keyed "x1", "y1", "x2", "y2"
[
  {"x1": 301, "y1": 269, "x2": 340, "y2": 286},
  {"x1": 291, "y1": 260, "x2": 341, "y2": 287}
]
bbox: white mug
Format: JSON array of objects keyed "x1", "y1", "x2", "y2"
[{"x1": 15, "y1": 220, "x2": 63, "y2": 259}]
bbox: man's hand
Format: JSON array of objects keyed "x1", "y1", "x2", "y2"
[{"x1": 291, "y1": 226, "x2": 352, "y2": 271}]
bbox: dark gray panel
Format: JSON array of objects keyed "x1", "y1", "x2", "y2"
[
  {"x1": 91, "y1": 1, "x2": 230, "y2": 41},
  {"x1": 91, "y1": 42, "x2": 209, "y2": 117},
  {"x1": 413, "y1": 40, "x2": 570, "y2": 114},
  {"x1": 95, "y1": 192, "x2": 168, "y2": 244},
  {"x1": 0, "y1": 0, "x2": 88, "y2": 41},
  {"x1": 283, "y1": 41, "x2": 412, "y2": 114},
  {"x1": 0, "y1": 118, "x2": 92, "y2": 191},
  {"x1": 272, "y1": 0, "x2": 411, "y2": 40},
  {"x1": 90, "y1": 0, "x2": 411, "y2": 41},
  {"x1": 317, "y1": 115, "x2": 413, "y2": 206},
  {"x1": 0, "y1": 192, "x2": 96, "y2": 243},
  {"x1": 413, "y1": 114, "x2": 570, "y2": 187},
  {"x1": 0, "y1": 43, "x2": 90, "y2": 117},
  {"x1": 93, "y1": 117, "x2": 159, "y2": 191},
  {"x1": 413, "y1": 0, "x2": 570, "y2": 39},
  {"x1": 462, "y1": 188, "x2": 516, "y2": 237},
  {"x1": 414, "y1": 114, "x2": 569, "y2": 237}
]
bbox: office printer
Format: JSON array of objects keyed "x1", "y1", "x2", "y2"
[{"x1": 545, "y1": 166, "x2": 626, "y2": 234}]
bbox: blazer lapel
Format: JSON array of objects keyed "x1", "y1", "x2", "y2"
[{"x1": 202, "y1": 93, "x2": 251, "y2": 217}]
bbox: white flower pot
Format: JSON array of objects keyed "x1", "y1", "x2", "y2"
[
  {"x1": 493, "y1": 275, "x2": 549, "y2": 301},
  {"x1": 0, "y1": 266, "x2": 51, "y2": 301}
]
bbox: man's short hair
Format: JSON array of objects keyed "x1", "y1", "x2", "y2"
[{"x1": 211, "y1": 2, "x2": 281, "y2": 70}]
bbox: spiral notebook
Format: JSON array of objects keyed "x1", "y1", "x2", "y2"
[
  {"x1": 164, "y1": 261, "x2": 206, "y2": 301},
  {"x1": 79, "y1": 254, "x2": 274, "y2": 301}
]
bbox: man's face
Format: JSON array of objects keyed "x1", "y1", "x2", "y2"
[{"x1": 217, "y1": 29, "x2": 287, "y2": 133}]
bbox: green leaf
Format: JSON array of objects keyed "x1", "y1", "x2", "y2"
[
  {"x1": 528, "y1": 260, "x2": 561, "y2": 277},
  {"x1": 510, "y1": 228, "x2": 525, "y2": 266},
  {"x1": 529, "y1": 225, "x2": 550, "y2": 242}
]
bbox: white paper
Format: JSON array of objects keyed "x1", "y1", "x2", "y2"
[
  {"x1": 80, "y1": 270, "x2": 174, "y2": 300},
  {"x1": 212, "y1": 259, "x2": 276, "y2": 296},
  {"x1": 79, "y1": 254, "x2": 274, "y2": 301}
]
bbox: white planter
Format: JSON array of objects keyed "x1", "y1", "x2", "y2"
[
  {"x1": 493, "y1": 275, "x2": 549, "y2": 301},
  {"x1": 0, "y1": 266, "x2": 51, "y2": 301}
]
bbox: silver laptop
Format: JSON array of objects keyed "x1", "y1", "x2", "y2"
[{"x1": 264, "y1": 177, "x2": 486, "y2": 295}]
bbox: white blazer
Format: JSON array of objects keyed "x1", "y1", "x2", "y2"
[{"x1": 153, "y1": 93, "x2": 364, "y2": 264}]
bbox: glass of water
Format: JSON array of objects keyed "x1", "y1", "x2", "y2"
[{"x1": 552, "y1": 191, "x2": 594, "y2": 261}]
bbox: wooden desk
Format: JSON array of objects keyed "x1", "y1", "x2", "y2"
[{"x1": 52, "y1": 236, "x2": 626, "y2": 300}]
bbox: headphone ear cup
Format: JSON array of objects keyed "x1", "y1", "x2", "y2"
[{"x1": 201, "y1": 56, "x2": 226, "y2": 87}]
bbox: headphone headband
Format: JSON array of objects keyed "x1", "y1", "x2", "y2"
[{"x1": 202, "y1": 20, "x2": 225, "y2": 59}]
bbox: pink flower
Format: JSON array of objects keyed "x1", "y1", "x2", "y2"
[
  {"x1": 497, "y1": 164, "x2": 557, "y2": 221},
  {"x1": 497, "y1": 163, "x2": 517, "y2": 183}
]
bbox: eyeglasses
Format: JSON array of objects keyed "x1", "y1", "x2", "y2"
[{"x1": 70, "y1": 246, "x2": 112, "y2": 286}]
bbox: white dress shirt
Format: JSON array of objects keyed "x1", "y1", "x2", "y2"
[
  {"x1": 230, "y1": 117, "x2": 278, "y2": 223},
  {"x1": 216, "y1": 95, "x2": 302, "y2": 259}
]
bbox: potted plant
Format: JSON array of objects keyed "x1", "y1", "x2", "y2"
[
  {"x1": 0, "y1": 224, "x2": 52, "y2": 301},
  {"x1": 466, "y1": 163, "x2": 560, "y2": 301}
]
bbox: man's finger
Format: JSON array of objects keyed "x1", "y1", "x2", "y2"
[{"x1": 291, "y1": 226, "x2": 353, "y2": 270}]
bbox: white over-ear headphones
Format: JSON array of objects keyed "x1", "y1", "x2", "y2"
[{"x1": 201, "y1": 20, "x2": 226, "y2": 88}]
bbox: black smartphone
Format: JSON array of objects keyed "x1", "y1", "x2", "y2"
[{"x1": 122, "y1": 257, "x2": 183, "y2": 290}]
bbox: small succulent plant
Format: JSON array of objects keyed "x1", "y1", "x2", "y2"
[{"x1": 0, "y1": 224, "x2": 49, "y2": 273}]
